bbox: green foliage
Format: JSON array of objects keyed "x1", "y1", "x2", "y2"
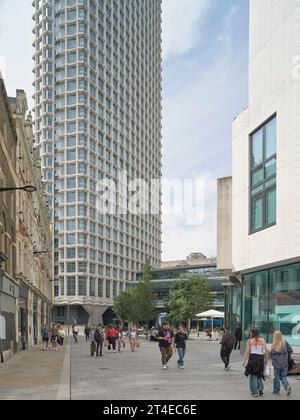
[
  {"x1": 167, "y1": 275, "x2": 214, "y2": 324},
  {"x1": 113, "y1": 289, "x2": 136, "y2": 323},
  {"x1": 113, "y1": 260, "x2": 156, "y2": 324}
]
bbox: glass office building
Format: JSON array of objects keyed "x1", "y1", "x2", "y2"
[
  {"x1": 33, "y1": 0, "x2": 162, "y2": 324},
  {"x1": 137, "y1": 264, "x2": 227, "y2": 313}
]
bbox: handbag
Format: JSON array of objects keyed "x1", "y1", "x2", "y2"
[
  {"x1": 288, "y1": 356, "x2": 296, "y2": 372},
  {"x1": 264, "y1": 364, "x2": 271, "y2": 378}
]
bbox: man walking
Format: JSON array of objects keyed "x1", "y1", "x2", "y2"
[
  {"x1": 174, "y1": 325, "x2": 188, "y2": 369},
  {"x1": 106, "y1": 325, "x2": 117, "y2": 353},
  {"x1": 73, "y1": 325, "x2": 80, "y2": 343},
  {"x1": 89, "y1": 326, "x2": 97, "y2": 357},
  {"x1": 220, "y1": 326, "x2": 235, "y2": 371},
  {"x1": 234, "y1": 324, "x2": 242, "y2": 350},
  {"x1": 84, "y1": 325, "x2": 91, "y2": 342},
  {"x1": 157, "y1": 322, "x2": 174, "y2": 370},
  {"x1": 95, "y1": 324, "x2": 105, "y2": 357}
]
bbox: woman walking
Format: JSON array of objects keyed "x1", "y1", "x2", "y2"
[
  {"x1": 129, "y1": 324, "x2": 138, "y2": 352},
  {"x1": 270, "y1": 331, "x2": 292, "y2": 396},
  {"x1": 117, "y1": 328, "x2": 126, "y2": 352},
  {"x1": 243, "y1": 328, "x2": 268, "y2": 398},
  {"x1": 58, "y1": 325, "x2": 66, "y2": 348},
  {"x1": 41, "y1": 325, "x2": 49, "y2": 351}
]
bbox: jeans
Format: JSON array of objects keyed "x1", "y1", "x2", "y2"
[
  {"x1": 177, "y1": 347, "x2": 186, "y2": 366},
  {"x1": 220, "y1": 348, "x2": 231, "y2": 368},
  {"x1": 160, "y1": 346, "x2": 173, "y2": 365},
  {"x1": 96, "y1": 340, "x2": 104, "y2": 356},
  {"x1": 249, "y1": 375, "x2": 264, "y2": 396},
  {"x1": 274, "y1": 368, "x2": 290, "y2": 394}
]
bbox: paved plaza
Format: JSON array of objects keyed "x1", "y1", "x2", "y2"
[{"x1": 0, "y1": 336, "x2": 299, "y2": 400}]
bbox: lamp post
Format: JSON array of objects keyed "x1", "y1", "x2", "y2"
[{"x1": 0, "y1": 185, "x2": 37, "y2": 193}]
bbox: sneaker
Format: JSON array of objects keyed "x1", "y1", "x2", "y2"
[
  {"x1": 180, "y1": 365, "x2": 185, "y2": 369},
  {"x1": 163, "y1": 365, "x2": 168, "y2": 370},
  {"x1": 113, "y1": 350, "x2": 117, "y2": 353},
  {"x1": 259, "y1": 391, "x2": 264, "y2": 397},
  {"x1": 252, "y1": 394, "x2": 259, "y2": 398},
  {"x1": 225, "y1": 366, "x2": 231, "y2": 371},
  {"x1": 287, "y1": 387, "x2": 292, "y2": 396}
]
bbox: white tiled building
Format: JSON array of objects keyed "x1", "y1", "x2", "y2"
[
  {"x1": 218, "y1": 0, "x2": 300, "y2": 347},
  {"x1": 33, "y1": 0, "x2": 163, "y2": 324}
]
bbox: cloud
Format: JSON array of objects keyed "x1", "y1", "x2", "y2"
[
  {"x1": 162, "y1": 0, "x2": 212, "y2": 60},
  {"x1": 161, "y1": 2, "x2": 249, "y2": 260},
  {"x1": 162, "y1": 172, "x2": 217, "y2": 260}
]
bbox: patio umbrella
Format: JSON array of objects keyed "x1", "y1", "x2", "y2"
[{"x1": 196, "y1": 310, "x2": 224, "y2": 333}]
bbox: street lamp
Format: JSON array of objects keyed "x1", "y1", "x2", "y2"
[{"x1": 0, "y1": 185, "x2": 37, "y2": 193}]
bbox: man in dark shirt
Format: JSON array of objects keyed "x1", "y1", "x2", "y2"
[
  {"x1": 220, "y1": 326, "x2": 235, "y2": 371},
  {"x1": 157, "y1": 322, "x2": 174, "y2": 370},
  {"x1": 174, "y1": 325, "x2": 188, "y2": 369},
  {"x1": 234, "y1": 325, "x2": 242, "y2": 350}
]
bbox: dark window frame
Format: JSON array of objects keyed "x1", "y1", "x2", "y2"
[{"x1": 249, "y1": 114, "x2": 277, "y2": 234}]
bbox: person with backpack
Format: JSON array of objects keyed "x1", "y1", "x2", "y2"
[
  {"x1": 41, "y1": 325, "x2": 49, "y2": 351},
  {"x1": 95, "y1": 324, "x2": 105, "y2": 357},
  {"x1": 270, "y1": 331, "x2": 292, "y2": 396},
  {"x1": 220, "y1": 326, "x2": 234, "y2": 371}
]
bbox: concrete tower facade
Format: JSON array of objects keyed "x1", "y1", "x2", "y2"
[{"x1": 33, "y1": 0, "x2": 162, "y2": 324}]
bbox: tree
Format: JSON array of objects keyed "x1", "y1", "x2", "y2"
[
  {"x1": 167, "y1": 275, "x2": 214, "y2": 327},
  {"x1": 134, "y1": 260, "x2": 156, "y2": 327},
  {"x1": 113, "y1": 289, "x2": 136, "y2": 325},
  {"x1": 113, "y1": 260, "x2": 156, "y2": 327}
]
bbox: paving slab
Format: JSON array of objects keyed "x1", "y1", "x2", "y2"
[
  {"x1": 0, "y1": 343, "x2": 67, "y2": 400},
  {"x1": 70, "y1": 337, "x2": 300, "y2": 401}
]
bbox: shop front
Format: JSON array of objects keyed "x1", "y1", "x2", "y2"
[
  {"x1": 18, "y1": 283, "x2": 29, "y2": 351},
  {"x1": 242, "y1": 262, "x2": 300, "y2": 347},
  {"x1": 0, "y1": 270, "x2": 19, "y2": 362}
]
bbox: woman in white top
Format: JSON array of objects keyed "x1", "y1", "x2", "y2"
[
  {"x1": 129, "y1": 324, "x2": 138, "y2": 352},
  {"x1": 243, "y1": 328, "x2": 268, "y2": 398}
]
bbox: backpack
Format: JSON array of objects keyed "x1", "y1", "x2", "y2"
[{"x1": 94, "y1": 330, "x2": 103, "y2": 342}]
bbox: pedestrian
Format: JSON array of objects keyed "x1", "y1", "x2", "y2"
[
  {"x1": 220, "y1": 326, "x2": 235, "y2": 371},
  {"x1": 174, "y1": 325, "x2": 188, "y2": 369},
  {"x1": 89, "y1": 326, "x2": 97, "y2": 357},
  {"x1": 234, "y1": 324, "x2": 242, "y2": 350},
  {"x1": 157, "y1": 322, "x2": 174, "y2": 370},
  {"x1": 243, "y1": 328, "x2": 268, "y2": 398},
  {"x1": 117, "y1": 328, "x2": 126, "y2": 352},
  {"x1": 50, "y1": 324, "x2": 58, "y2": 351},
  {"x1": 270, "y1": 331, "x2": 292, "y2": 396},
  {"x1": 41, "y1": 325, "x2": 49, "y2": 351},
  {"x1": 128, "y1": 324, "x2": 138, "y2": 352},
  {"x1": 58, "y1": 325, "x2": 66, "y2": 348},
  {"x1": 106, "y1": 325, "x2": 117, "y2": 353},
  {"x1": 84, "y1": 325, "x2": 91, "y2": 342},
  {"x1": 73, "y1": 325, "x2": 80, "y2": 343},
  {"x1": 95, "y1": 324, "x2": 105, "y2": 357}
]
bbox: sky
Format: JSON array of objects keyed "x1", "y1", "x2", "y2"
[{"x1": 0, "y1": 0, "x2": 250, "y2": 261}]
